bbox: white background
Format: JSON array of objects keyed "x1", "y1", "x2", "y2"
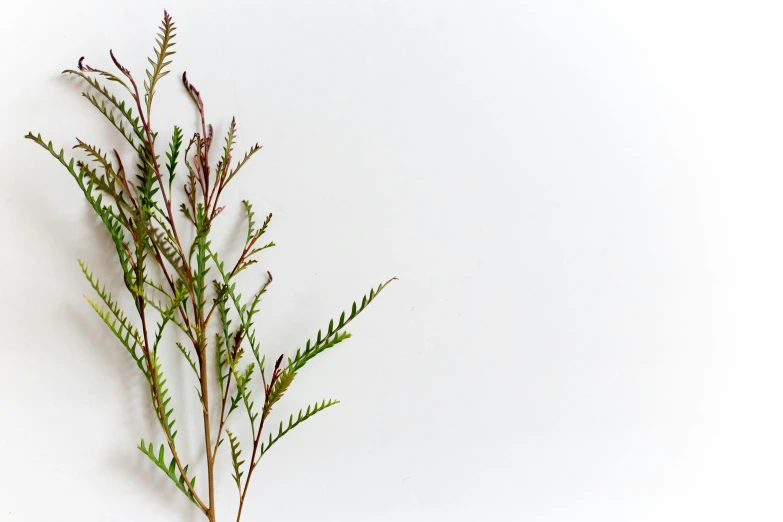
[{"x1": 2, "y1": 1, "x2": 783, "y2": 520}]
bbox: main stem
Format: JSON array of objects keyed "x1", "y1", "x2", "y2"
[{"x1": 198, "y1": 329, "x2": 217, "y2": 521}]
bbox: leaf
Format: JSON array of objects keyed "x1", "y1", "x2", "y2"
[
  {"x1": 288, "y1": 277, "x2": 397, "y2": 372},
  {"x1": 244, "y1": 280, "x2": 269, "y2": 368},
  {"x1": 166, "y1": 125, "x2": 183, "y2": 190},
  {"x1": 224, "y1": 143, "x2": 262, "y2": 186},
  {"x1": 263, "y1": 370, "x2": 295, "y2": 415},
  {"x1": 210, "y1": 248, "x2": 269, "y2": 371},
  {"x1": 137, "y1": 439, "x2": 198, "y2": 506},
  {"x1": 216, "y1": 333, "x2": 229, "y2": 388},
  {"x1": 146, "y1": 221, "x2": 190, "y2": 284},
  {"x1": 26, "y1": 134, "x2": 134, "y2": 281},
  {"x1": 79, "y1": 260, "x2": 149, "y2": 374},
  {"x1": 226, "y1": 430, "x2": 245, "y2": 493},
  {"x1": 234, "y1": 362, "x2": 258, "y2": 431},
  {"x1": 84, "y1": 300, "x2": 148, "y2": 377},
  {"x1": 242, "y1": 200, "x2": 256, "y2": 244},
  {"x1": 228, "y1": 390, "x2": 242, "y2": 417},
  {"x1": 190, "y1": 204, "x2": 212, "y2": 316},
  {"x1": 257, "y1": 399, "x2": 340, "y2": 461},
  {"x1": 218, "y1": 118, "x2": 237, "y2": 186},
  {"x1": 74, "y1": 140, "x2": 126, "y2": 202},
  {"x1": 176, "y1": 342, "x2": 199, "y2": 379},
  {"x1": 289, "y1": 332, "x2": 351, "y2": 373},
  {"x1": 62, "y1": 69, "x2": 146, "y2": 146},
  {"x1": 144, "y1": 10, "x2": 177, "y2": 116},
  {"x1": 244, "y1": 241, "x2": 275, "y2": 261},
  {"x1": 70, "y1": 57, "x2": 132, "y2": 90}
]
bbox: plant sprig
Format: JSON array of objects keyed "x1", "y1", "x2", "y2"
[{"x1": 26, "y1": 10, "x2": 394, "y2": 522}]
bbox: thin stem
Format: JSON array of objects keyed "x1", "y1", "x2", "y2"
[
  {"x1": 235, "y1": 402, "x2": 266, "y2": 522},
  {"x1": 235, "y1": 354, "x2": 283, "y2": 522},
  {"x1": 212, "y1": 369, "x2": 234, "y2": 460}
]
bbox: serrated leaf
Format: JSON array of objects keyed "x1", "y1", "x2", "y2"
[
  {"x1": 264, "y1": 371, "x2": 295, "y2": 415},
  {"x1": 257, "y1": 399, "x2": 340, "y2": 461},
  {"x1": 289, "y1": 278, "x2": 396, "y2": 372},
  {"x1": 144, "y1": 11, "x2": 177, "y2": 116},
  {"x1": 79, "y1": 260, "x2": 148, "y2": 377},
  {"x1": 137, "y1": 439, "x2": 198, "y2": 506},
  {"x1": 166, "y1": 125, "x2": 183, "y2": 190},
  {"x1": 227, "y1": 430, "x2": 245, "y2": 493}
]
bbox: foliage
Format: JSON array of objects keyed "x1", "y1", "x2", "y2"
[{"x1": 26, "y1": 10, "x2": 394, "y2": 522}]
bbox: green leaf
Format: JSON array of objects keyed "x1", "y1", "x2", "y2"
[
  {"x1": 145, "y1": 221, "x2": 190, "y2": 284},
  {"x1": 137, "y1": 438, "x2": 198, "y2": 506},
  {"x1": 288, "y1": 277, "x2": 397, "y2": 372},
  {"x1": 242, "y1": 200, "x2": 256, "y2": 245},
  {"x1": 166, "y1": 125, "x2": 183, "y2": 190},
  {"x1": 149, "y1": 351, "x2": 179, "y2": 445},
  {"x1": 144, "y1": 10, "x2": 177, "y2": 117},
  {"x1": 210, "y1": 248, "x2": 269, "y2": 371},
  {"x1": 190, "y1": 204, "x2": 212, "y2": 316},
  {"x1": 79, "y1": 260, "x2": 148, "y2": 378},
  {"x1": 26, "y1": 134, "x2": 134, "y2": 282},
  {"x1": 62, "y1": 69, "x2": 145, "y2": 146},
  {"x1": 73, "y1": 140, "x2": 137, "y2": 214},
  {"x1": 226, "y1": 430, "x2": 245, "y2": 493},
  {"x1": 257, "y1": 399, "x2": 340, "y2": 462},
  {"x1": 83, "y1": 92, "x2": 146, "y2": 154},
  {"x1": 233, "y1": 362, "x2": 258, "y2": 431},
  {"x1": 224, "y1": 143, "x2": 262, "y2": 186},
  {"x1": 177, "y1": 342, "x2": 200, "y2": 379},
  {"x1": 218, "y1": 118, "x2": 237, "y2": 186},
  {"x1": 215, "y1": 298, "x2": 231, "y2": 389}
]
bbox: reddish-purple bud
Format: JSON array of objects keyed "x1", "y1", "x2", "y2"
[{"x1": 77, "y1": 56, "x2": 95, "y2": 72}]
